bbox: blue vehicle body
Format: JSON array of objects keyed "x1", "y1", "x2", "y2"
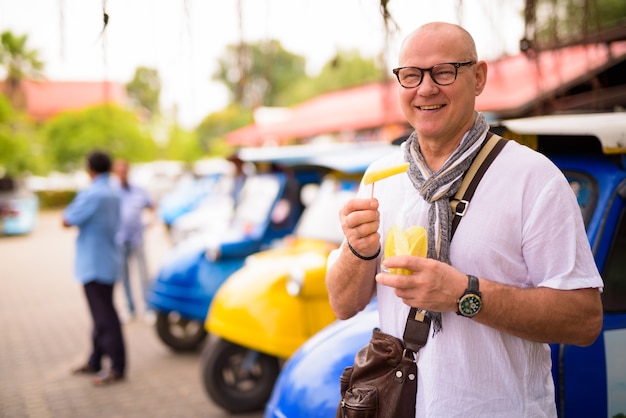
[
  {"x1": 148, "y1": 167, "x2": 326, "y2": 351},
  {"x1": 158, "y1": 173, "x2": 223, "y2": 227},
  {"x1": 265, "y1": 114, "x2": 626, "y2": 418},
  {"x1": 148, "y1": 236, "x2": 250, "y2": 322}
]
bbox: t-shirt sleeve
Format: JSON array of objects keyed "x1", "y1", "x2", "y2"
[{"x1": 522, "y1": 172, "x2": 603, "y2": 291}]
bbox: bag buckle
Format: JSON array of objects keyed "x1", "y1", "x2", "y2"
[
  {"x1": 402, "y1": 348, "x2": 417, "y2": 363},
  {"x1": 454, "y1": 199, "x2": 469, "y2": 216}
]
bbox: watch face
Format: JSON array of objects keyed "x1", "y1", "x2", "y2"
[{"x1": 459, "y1": 294, "x2": 482, "y2": 317}]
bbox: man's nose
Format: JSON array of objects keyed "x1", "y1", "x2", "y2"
[{"x1": 417, "y1": 72, "x2": 439, "y2": 95}]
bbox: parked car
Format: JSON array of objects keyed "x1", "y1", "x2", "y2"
[
  {"x1": 265, "y1": 112, "x2": 626, "y2": 418},
  {"x1": 200, "y1": 143, "x2": 399, "y2": 414},
  {"x1": 0, "y1": 176, "x2": 39, "y2": 236}
]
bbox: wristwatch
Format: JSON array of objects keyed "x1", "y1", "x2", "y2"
[{"x1": 456, "y1": 275, "x2": 482, "y2": 318}]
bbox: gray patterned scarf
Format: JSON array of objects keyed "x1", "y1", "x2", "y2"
[{"x1": 403, "y1": 112, "x2": 489, "y2": 333}]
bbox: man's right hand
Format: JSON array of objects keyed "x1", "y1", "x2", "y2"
[{"x1": 339, "y1": 198, "x2": 381, "y2": 259}]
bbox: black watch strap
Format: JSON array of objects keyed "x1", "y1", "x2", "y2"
[{"x1": 467, "y1": 275, "x2": 479, "y2": 293}]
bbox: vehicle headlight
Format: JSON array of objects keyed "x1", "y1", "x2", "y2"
[{"x1": 286, "y1": 268, "x2": 305, "y2": 296}]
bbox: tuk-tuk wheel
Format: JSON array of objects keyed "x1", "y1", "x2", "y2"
[
  {"x1": 155, "y1": 311, "x2": 207, "y2": 352},
  {"x1": 201, "y1": 336, "x2": 280, "y2": 413}
]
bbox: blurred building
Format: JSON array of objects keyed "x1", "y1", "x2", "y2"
[{"x1": 0, "y1": 80, "x2": 127, "y2": 122}]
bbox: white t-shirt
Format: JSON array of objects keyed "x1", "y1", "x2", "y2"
[{"x1": 330, "y1": 138, "x2": 603, "y2": 417}]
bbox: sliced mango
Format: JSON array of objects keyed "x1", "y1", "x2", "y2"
[
  {"x1": 362, "y1": 162, "x2": 409, "y2": 185},
  {"x1": 383, "y1": 225, "x2": 427, "y2": 274}
]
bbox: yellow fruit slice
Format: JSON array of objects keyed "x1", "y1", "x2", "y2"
[
  {"x1": 383, "y1": 225, "x2": 427, "y2": 274},
  {"x1": 362, "y1": 163, "x2": 410, "y2": 185}
]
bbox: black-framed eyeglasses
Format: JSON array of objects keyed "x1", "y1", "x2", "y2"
[{"x1": 392, "y1": 61, "x2": 476, "y2": 88}]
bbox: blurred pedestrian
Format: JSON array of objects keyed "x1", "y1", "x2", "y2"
[
  {"x1": 227, "y1": 154, "x2": 247, "y2": 206},
  {"x1": 112, "y1": 159, "x2": 155, "y2": 320},
  {"x1": 63, "y1": 150, "x2": 126, "y2": 386}
]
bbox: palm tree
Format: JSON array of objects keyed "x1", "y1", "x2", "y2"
[{"x1": 0, "y1": 31, "x2": 45, "y2": 110}]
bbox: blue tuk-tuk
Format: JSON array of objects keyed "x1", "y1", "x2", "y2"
[
  {"x1": 265, "y1": 112, "x2": 626, "y2": 418},
  {"x1": 146, "y1": 143, "x2": 396, "y2": 352}
]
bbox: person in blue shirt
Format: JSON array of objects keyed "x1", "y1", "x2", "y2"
[
  {"x1": 63, "y1": 150, "x2": 126, "y2": 386},
  {"x1": 112, "y1": 159, "x2": 155, "y2": 319}
]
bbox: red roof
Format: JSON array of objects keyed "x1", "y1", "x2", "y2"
[
  {"x1": 227, "y1": 41, "x2": 626, "y2": 146},
  {"x1": 3, "y1": 80, "x2": 127, "y2": 121},
  {"x1": 480, "y1": 41, "x2": 626, "y2": 116},
  {"x1": 229, "y1": 83, "x2": 405, "y2": 147}
]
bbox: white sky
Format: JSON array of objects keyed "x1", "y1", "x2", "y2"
[{"x1": 0, "y1": 0, "x2": 525, "y2": 128}]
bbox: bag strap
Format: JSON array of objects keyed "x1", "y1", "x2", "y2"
[
  {"x1": 402, "y1": 131, "x2": 508, "y2": 352},
  {"x1": 450, "y1": 132, "x2": 508, "y2": 237}
]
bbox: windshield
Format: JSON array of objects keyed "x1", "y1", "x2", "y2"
[
  {"x1": 296, "y1": 176, "x2": 359, "y2": 244},
  {"x1": 233, "y1": 174, "x2": 283, "y2": 232}
]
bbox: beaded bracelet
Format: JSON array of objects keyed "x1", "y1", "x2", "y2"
[{"x1": 347, "y1": 241, "x2": 381, "y2": 261}]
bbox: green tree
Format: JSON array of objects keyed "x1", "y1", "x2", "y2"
[
  {"x1": 315, "y1": 50, "x2": 384, "y2": 91},
  {"x1": 42, "y1": 104, "x2": 158, "y2": 172},
  {"x1": 201, "y1": 49, "x2": 382, "y2": 149},
  {"x1": 213, "y1": 40, "x2": 307, "y2": 109},
  {"x1": 126, "y1": 66, "x2": 161, "y2": 118},
  {"x1": 195, "y1": 103, "x2": 253, "y2": 155},
  {"x1": 163, "y1": 124, "x2": 203, "y2": 163},
  {"x1": 0, "y1": 31, "x2": 45, "y2": 110},
  {"x1": 283, "y1": 49, "x2": 384, "y2": 105},
  {"x1": 0, "y1": 93, "x2": 43, "y2": 176}
]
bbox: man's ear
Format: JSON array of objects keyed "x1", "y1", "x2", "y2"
[{"x1": 474, "y1": 60, "x2": 488, "y2": 96}]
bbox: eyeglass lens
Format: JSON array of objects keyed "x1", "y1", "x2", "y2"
[{"x1": 397, "y1": 63, "x2": 458, "y2": 87}]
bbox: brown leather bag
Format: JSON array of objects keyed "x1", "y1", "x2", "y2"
[{"x1": 336, "y1": 328, "x2": 419, "y2": 418}]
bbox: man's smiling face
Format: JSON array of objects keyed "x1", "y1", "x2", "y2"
[{"x1": 397, "y1": 23, "x2": 486, "y2": 145}]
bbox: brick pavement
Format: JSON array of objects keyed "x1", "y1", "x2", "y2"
[{"x1": 0, "y1": 210, "x2": 263, "y2": 418}]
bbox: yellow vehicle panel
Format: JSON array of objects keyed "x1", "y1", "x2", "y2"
[{"x1": 206, "y1": 237, "x2": 338, "y2": 359}]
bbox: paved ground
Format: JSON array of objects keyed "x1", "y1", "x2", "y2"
[{"x1": 0, "y1": 210, "x2": 264, "y2": 418}]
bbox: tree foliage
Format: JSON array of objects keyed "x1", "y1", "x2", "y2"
[
  {"x1": 0, "y1": 93, "x2": 43, "y2": 176},
  {"x1": 281, "y1": 49, "x2": 384, "y2": 105},
  {"x1": 42, "y1": 104, "x2": 158, "y2": 172},
  {"x1": 0, "y1": 31, "x2": 45, "y2": 110},
  {"x1": 205, "y1": 45, "x2": 382, "y2": 143},
  {"x1": 213, "y1": 40, "x2": 307, "y2": 109},
  {"x1": 163, "y1": 124, "x2": 204, "y2": 163},
  {"x1": 126, "y1": 66, "x2": 161, "y2": 118},
  {"x1": 195, "y1": 103, "x2": 252, "y2": 155}
]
